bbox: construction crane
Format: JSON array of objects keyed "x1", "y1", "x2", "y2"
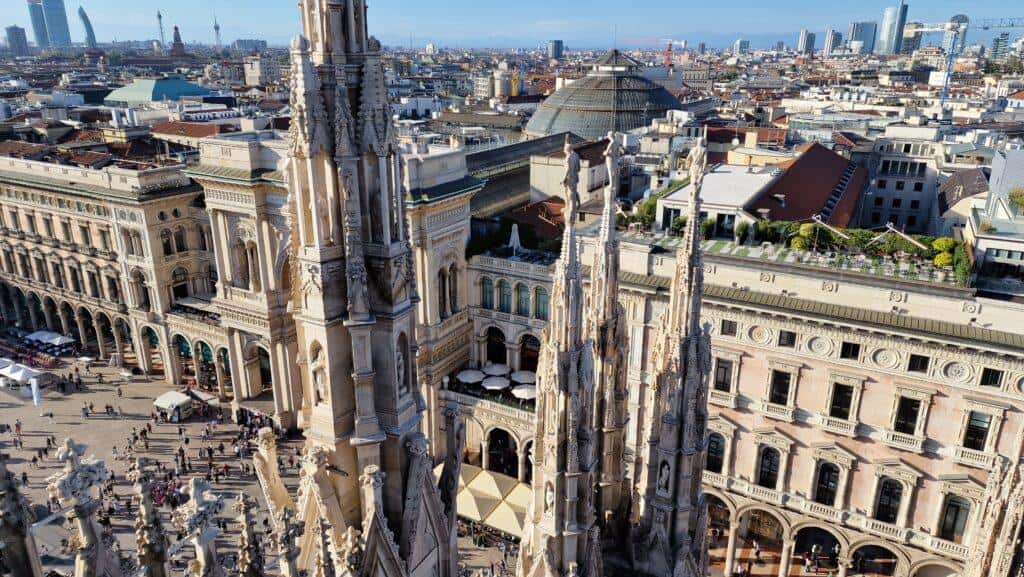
[
  {"x1": 623, "y1": 38, "x2": 688, "y2": 66},
  {"x1": 911, "y1": 16, "x2": 1024, "y2": 110}
]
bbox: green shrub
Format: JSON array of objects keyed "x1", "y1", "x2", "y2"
[
  {"x1": 671, "y1": 216, "x2": 687, "y2": 235},
  {"x1": 700, "y1": 219, "x2": 716, "y2": 240},
  {"x1": 933, "y1": 252, "x2": 953, "y2": 268},
  {"x1": 953, "y1": 243, "x2": 971, "y2": 286},
  {"x1": 790, "y1": 236, "x2": 809, "y2": 250},
  {"x1": 755, "y1": 221, "x2": 770, "y2": 242},
  {"x1": 932, "y1": 237, "x2": 956, "y2": 253},
  {"x1": 735, "y1": 221, "x2": 750, "y2": 244},
  {"x1": 798, "y1": 223, "x2": 815, "y2": 238},
  {"x1": 1009, "y1": 187, "x2": 1024, "y2": 212}
]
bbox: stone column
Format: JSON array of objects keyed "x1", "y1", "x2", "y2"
[
  {"x1": 11, "y1": 298, "x2": 25, "y2": 329},
  {"x1": 476, "y1": 334, "x2": 487, "y2": 368},
  {"x1": 94, "y1": 322, "x2": 107, "y2": 359},
  {"x1": 134, "y1": 327, "x2": 153, "y2": 374},
  {"x1": 506, "y1": 343, "x2": 518, "y2": 370},
  {"x1": 724, "y1": 520, "x2": 739, "y2": 577},
  {"x1": 777, "y1": 537, "x2": 795, "y2": 577},
  {"x1": 481, "y1": 438, "x2": 490, "y2": 470},
  {"x1": 59, "y1": 309, "x2": 71, "y2": 336},
  {"x1": 112, "y1": 325, "x2": 125, "y2": 367},
  {"x1": 214, "y1": 356, "x2": 227, "y2": 399},
  {"x1": 26, "y1": 302, "x2": 39, "y2": 331},
  {"x1": 837, "y1": 556, "x2": 849, "y2": 577},
  {"x1": 0, "y1": 298, "x2": 9, "y2": 327},
  {"x1": 75, "y1": 313, "x2": 88, "y2": 351},
  {"x1": 42, "y1": 305, "x2": 56, "y2": 332},
  {"x1": 518, "y1": 446, "x2": 528, "y2": 482}
]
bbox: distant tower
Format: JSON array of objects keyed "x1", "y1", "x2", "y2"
[
  {"x1": 664, "y1": 41, "x2": 673, "y2": 67},
  {"x1": 157, "y1": 10, "x2": 165, "y2": 48},
  {"x1": 170, "y1": 25, "x2": 186, "y2": 57},
  {"x1": 27, "y1": 0, "x2": 49, "y2": 49},
  {"x1": 213, "y1": 15, "x2": 222, "y2": 51},
  {"x1": 78, "y1": 6, "x2": 97, "y2": 49}
]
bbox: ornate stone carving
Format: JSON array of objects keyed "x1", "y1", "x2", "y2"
[
  {"x1": 871, "y1": 348, "x2": 900, "y2": 369},
  {"x1": 748, "y1": 325, "x2": 772, "y2": 345},
  {"x1": 943, "y1": 361, "x2": 973, "y2": 383},
  {"x1": 807, "y1": 336, "x2": 834, "y2": 356}
]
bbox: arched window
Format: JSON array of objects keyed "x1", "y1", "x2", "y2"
[
  {"x1": 448, "y1": 264, "x2": 459, "y2": 313},
  {"x1": 756, "y1": 447, "x2": 780, "y2": 489},
  {"x1": 174, "y1": 226, "x2": 188, "y2": 252},
  {"x1": 875, "y1": 477, "x2": 903, "y2": 524},
  {"x1": 171, "y1": 267, "x2": 189, "y2": 300},
  {"x1": 519, "y1": 334, "x2": 541, "y2": 372},
  {"x1": 814, "y1": 462, "x2": 840, "y2": 506},
  {"x1": 938, "y1": 495, "x2": 971, "y2": 543},
  {"x1": 233, "y1": 241, "x2": 250, "y2": 289},
  {"x1": 196, "y1": 226, "x2": 208, "y2": 251},
  {"x1": 161, "y1": 229, "x2": 174, "y2": 256},
  {"x1": 706, "y1": 432, "x2": 725, "y2": 474},
  {"x1": 486, "y1": 327, "x2": 507, "y2": 365},
  {"x1": 498, "y1": 280, "x2": 512, "y2": 313},
  {"x1": 481, "y1": 277, "x2": 494, "y2": 309},
  {"x1": 516, "y1": 284, "x2": 530, "y2": 316},
  {"x1": 534, "y1": 287, "x2": 549, "y2": 320},
  {"x1": 437, "y1": 268, "x2": 449, "y2": 319}
]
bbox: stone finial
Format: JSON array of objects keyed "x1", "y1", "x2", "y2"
[{"x1": 47, "y1": 438, "x2": 110, "y2": 506}]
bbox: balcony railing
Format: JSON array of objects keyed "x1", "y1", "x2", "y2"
[
  {"x1": 759, "y1": 400, "x2": 795, "y2": 423},
  {"x1": 882, "y1": 429, "x2": 925, "y2": 454},
  {"x1": 709, "y1": 389, "x2": 738, "y2": 409},
  {"x1": 820, "y1": 415, "x2": 858, "y2": 437},
  {"x1": 952, "y1": 446, "x2": 995, "y2": 470}
]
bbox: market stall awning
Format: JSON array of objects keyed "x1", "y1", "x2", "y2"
[
  {"x1": 434, "y1": 465, "x2": 533, "y2": 537},
  {"x1": 456, "y1": 488, "x2": 501, "y2": 522}
]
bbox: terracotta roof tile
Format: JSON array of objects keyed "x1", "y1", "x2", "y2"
[{"x1": 745, "y1": 142, "x2": 866, "y2": 227}]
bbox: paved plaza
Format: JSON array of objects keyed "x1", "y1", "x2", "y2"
[
  {"x1": 0, "y1": 357, "x2": 518, "y2": 576},
  {"x1": 0, "y1": 356, "x2": 304, "y2": 574}
]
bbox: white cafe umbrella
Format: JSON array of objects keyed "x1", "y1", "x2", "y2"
[
  {"x1": 510, "y1": 370, "x2": 536, "y2": 384},
  {"x1": 481, "y1": 376, "x2": 510, "y2": 391},
  {"x1": 483, "y1": 364, "x2": 510, "y2": 376},
  {"x1": 511, "y1": 385, "x2": 537, "y2": 400},
  {"x1": 457, "y1": 369, "x2": 486, "y2": 384}
]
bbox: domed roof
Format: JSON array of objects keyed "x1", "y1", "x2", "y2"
[{"x1": 525, "y1": 50, "x2": 681, "y2": 141}]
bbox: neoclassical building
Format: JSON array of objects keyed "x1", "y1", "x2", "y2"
[
  {"x1": 0, "y1": 142, "x2": 222, "y2": 392},
  {"x1": 419, "y1": 173, "x2": 1024, "y2": 577}
]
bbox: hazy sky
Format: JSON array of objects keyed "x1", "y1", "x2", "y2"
[{"x1": 3, "y1": 0, "x2": 1016, "y2": 49}]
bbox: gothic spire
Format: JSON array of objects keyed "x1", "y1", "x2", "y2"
[
  {"x1": 0, "y1": 450, "x2": 35, "y2": 576},
  {"x1": 235, "y1": 494, "x2": 265, "y2": 577},
  {"x1": 587, "y1": 132, "x2": 629, "y2": 544},
  {"x1": 518, "y1": 139, "x2": 602, "y2": 577},
  {"x1": 130, "y1": 459, "x2": 169, "y2": 577},
  {"x1": 632, "y1": 134, "x2": 711, "y2": 577}
]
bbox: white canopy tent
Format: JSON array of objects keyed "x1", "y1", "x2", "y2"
[
  {"x1": 0, "y1": 364, "x2": 43, "y2": 383},
  {"x1": 25, "y1": 331, "x2": 75, "y2": 346}
]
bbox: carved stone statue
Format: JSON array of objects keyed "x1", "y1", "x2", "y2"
[
  {"x1": 688, "y1": 137, "x2": 708, "y2": 192},
  {"x1": 562, "y1": 136, "x2": 581, "y2": 212}
]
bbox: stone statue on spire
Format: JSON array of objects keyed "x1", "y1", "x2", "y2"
[{"x1": 563, "y1": 136, "x2": 581, "y2": 213}]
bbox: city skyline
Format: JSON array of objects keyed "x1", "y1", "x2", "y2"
[{"x1": 1, "y1": 0, "x2": 1017, "y2": 49}]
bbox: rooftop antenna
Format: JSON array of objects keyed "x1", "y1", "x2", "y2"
[{"x1": 157, "y1": 10, "x2": 166, "y2": 48}]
